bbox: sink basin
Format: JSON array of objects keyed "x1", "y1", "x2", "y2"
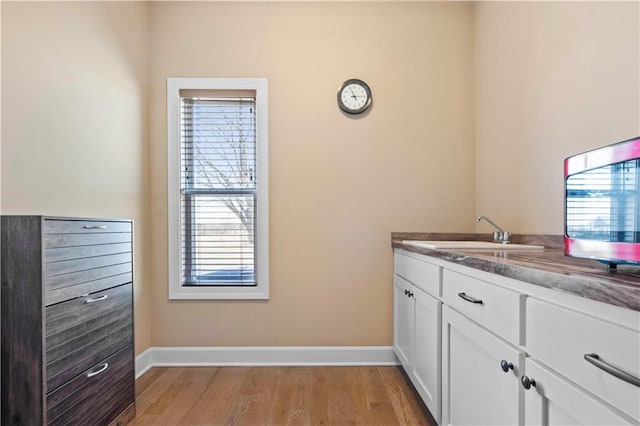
[{"x1": 402, "y1": 240, "x2": 544, "y2": 250}]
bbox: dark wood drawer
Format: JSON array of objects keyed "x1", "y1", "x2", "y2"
[
  {"x1": 47, "y1": 344, "x2": 134, "y2": 426},
  {"x1": 45, "y1": 242, "x2": 132, "y2": 263},
  {"x1": 44, "y1": 219, "x2": 132, "y2": 235},
  {"x1": 44, "y1": 232, "x2": 132, "y2": 249},
  {"x1": 44, "y1": 252, "x2": 132, "y2": 277},
  {"x1": 43, "y1": 241, "x2": 133, "y2": 305},
  {"x1": 45, "y1": 272, "x2": 132, "y2": 306},
  {"x1": 46, "y1": 284, "x2": 133, "y2": 392},
  {"x1": 43, "y1": 262, "x2": 132, "y2": 292}
]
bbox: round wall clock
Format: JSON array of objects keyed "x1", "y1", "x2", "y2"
[{"x1": 337, "y1": 79, "x2": 372, "y2": 115}]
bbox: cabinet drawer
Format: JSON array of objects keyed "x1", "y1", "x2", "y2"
[
  {"x1": 526, "y1": 298, "x2": 640, "y2": 422},
  {"x1": 442, "y1": 269, "x2": 523, "y2": 344},
  {"x1": 45, "y1": 272, "x2": 133, "y2": 306},
  {"x1": 44, "y1": 219, "x2": 131, "y2": 234},
  {"x1": 44, "y1": 252, "x2": 132, "y2": 277},
  {"x1": 43, "y1": 241, "x2": 133, "y2": 305},
  {"x1": 394, "y1": 252, "x2": 441, "y2": 297},
  {"x1": 47, "y1": 344, "x2": 134, "y2": 426},
  {"x1": 44, "y1": 232, "x2": 132, "y2": 250},
  {"x1": 43, "y1": 261, "x2": 132, "y2": 292},
  {"x1": 524, "y1": 358, "x2": 634, "y2": 425},
  {"x1": 46, "y1": 284, "x2": 133, "y2": 392},
  {"x1": 45, "y1": 242, "x2": 132, "y2": 263}
]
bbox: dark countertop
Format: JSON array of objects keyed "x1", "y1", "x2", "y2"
[{"x1": 392, "y1": 233, "x2": 640, "y2": 312}]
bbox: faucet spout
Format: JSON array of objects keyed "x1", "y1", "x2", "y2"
[
  {"x1": 476, "y1": 215, "x2": 504, "y2": 233},
  {"x1": 476, "y1": 215, "x2": 510, "y2": 243}
]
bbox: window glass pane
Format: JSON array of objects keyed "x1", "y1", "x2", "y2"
[
  {"x1": 182, "y1": 99, "x2": 256, "y2": 190},
  {"x1": 182, "y1": 194, "x2": 256, "y2": 285}
]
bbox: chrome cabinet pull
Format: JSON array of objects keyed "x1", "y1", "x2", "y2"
[
  {"x1": 584, "y1": 353, "x2": 640, "y2": 388},
  {"x1": 85, "y1": 294, "x2": 108, "y2": 304},
  {"x1": 86, "y1": 363, "x2": 109, "y2": 378},
  {"x1": 83, "y1": 225, "x2": 107, "y2": 230},
  {"x1": 458, "y1": 292, "x2": 483, "y2": 304}
]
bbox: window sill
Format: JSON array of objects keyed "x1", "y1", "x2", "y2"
[{"x1": 168, "y1": 284, "x2": 269, "y2": 300}]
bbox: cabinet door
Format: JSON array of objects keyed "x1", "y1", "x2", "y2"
[
  {"x1": 523, "y1": 358, "x2": 634, "y2": 426},
  {"x1": 412, "y1": 287, "x2": 442, "y2": 423},
  {"x1": 442, "y1": 306, "x2": 525, "y2": 426},
  {"x1": 393, "y1": 275, "x2": 414, "y2": 368}
]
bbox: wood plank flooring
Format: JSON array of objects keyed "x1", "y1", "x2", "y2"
[{"x1": 131, "y1": 366, "x2": 436, "y2": 426}]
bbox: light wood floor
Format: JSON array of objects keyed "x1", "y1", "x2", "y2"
[{"x1": 130, "y1": 366, "x2": 436, "y2": 426}]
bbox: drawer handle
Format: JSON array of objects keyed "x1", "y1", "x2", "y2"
[
  {"x1": 520, "y1": 375, "x2": 536, "y2": 390},
  {"x1": 85, "y1": 294, "x2": 108, "y2": 304},
  {"x1": 584, "y1": 353, "x2": 640, "y2": 388},
  {"x1": 458, "y1": 292, "x2": 483, "y2": 304},
  {"x1": 86, "y1": 363, "x2": 109, "y2": 378},
  {"x1": 83, "y1": 225, "x2": 107, "y2": 230}
]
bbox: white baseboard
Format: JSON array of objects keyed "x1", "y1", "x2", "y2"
[
  {"x1": 136, "y1": 346, "x2": 399, "y2": 379},
  {"x1": 135, "y1": 347, "x2": 154, "y2": 379}
]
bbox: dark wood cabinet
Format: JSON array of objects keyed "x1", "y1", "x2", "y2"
[{"x1": 1, "y1": 216, "x2": 135, "y2": 425}]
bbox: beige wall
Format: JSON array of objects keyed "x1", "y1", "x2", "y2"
[
  {"x1": 148, "y1": 2, "x2": 476, "y2": 346},
  {"x1": 1, "y1": 2, "x2": 152, "y2": 355},
  {"x1": 475, "y1": 1, "x2": 640, "y2": 235},
  {"x1": 5, "y1": 1, "x2": 634, "y2": 351}
]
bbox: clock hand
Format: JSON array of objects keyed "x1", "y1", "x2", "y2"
[{"x1": 349, "y1": 87, "x2": 358, "y2": 100}]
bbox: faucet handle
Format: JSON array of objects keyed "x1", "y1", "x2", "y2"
[
  {"x1": 478, "y1": 215, "x2": 510, "y2": 243},
  {"x1": 492, "y1": 231, "x2": 511, "y2": 243}
]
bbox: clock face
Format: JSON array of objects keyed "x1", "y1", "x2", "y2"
[{"x1": 337, "y1": 79, "x2": 372, "y2": 114}]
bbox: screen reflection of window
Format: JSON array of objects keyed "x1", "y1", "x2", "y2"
[{"x1": 566, "y1": 159, "x2": 640, "y2": 242}]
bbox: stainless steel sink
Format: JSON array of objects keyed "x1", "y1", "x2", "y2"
[{"x1": 402, "y1": 240, "x2": 544, "y2": 250}]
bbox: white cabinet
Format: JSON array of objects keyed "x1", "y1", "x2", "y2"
[
  {"x1": 526, "y1": 298, "x2": 640, "y2": 422},
  {"x1": 395, "y1": 251, "x2": 441, "y2": 296},
  {"x1": 442, "y1": 269, "x2": 524, "y2": 344},
  {"x1": 393, "y1": 274, "x2": 442, "y2": 422},
  {"x1": 522, "y1": 358, "x2": 634, "y2": 425},
  {"x1": 412, "y1": 286, "x2": 442, "y2": 420},
  {"x1": 392, "y1": 247, "x2": 640, "y2": 426},
  {"x1": 393, "y1": 275, "x2": 414, "y2": 368},
  {"x1": 442, "y1": 305, "x2": 525, "y2": 426},
  {"x1": 393, "y1": 253, "x2": 442, "y2": 423}
]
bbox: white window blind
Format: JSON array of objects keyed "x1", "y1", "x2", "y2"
[{"x1": 181, "y1": 97, "x2": 258, "y2": 286}]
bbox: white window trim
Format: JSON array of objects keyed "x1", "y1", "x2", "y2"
[{"x1": 167, "y1": 77, "x2": 269, "y2": 300}]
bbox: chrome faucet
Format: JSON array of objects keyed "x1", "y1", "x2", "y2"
[{"x1": 476, "y1": 215, "x2": 511, "y2": 244}]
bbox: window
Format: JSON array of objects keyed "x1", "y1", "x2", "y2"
[{"x1": 167, "y1": 78, "x2": 268, "y2": 299}]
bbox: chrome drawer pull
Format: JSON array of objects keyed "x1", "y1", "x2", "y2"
[
  {"x1": 458, "y1": 292, "x2": 483, "y2": 304},
  {"x1": 584, "y1": 353, "x2": 640, "y2": 387},
  {"x1": 86, "y1": 363, "x2": 109, "y2": 378},
  {"x1": 83, "y1": 225, "x2": 107, "y2": 229},
  {"x1": 85, "y1": 294, "x2": 108, "y2": 304}
]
